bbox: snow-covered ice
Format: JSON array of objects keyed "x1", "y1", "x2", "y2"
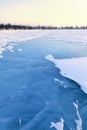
[{"x1": 46, "y1": 55, "x2": 87, "y2": 94}]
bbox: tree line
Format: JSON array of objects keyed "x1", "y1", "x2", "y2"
[
  {"x1": 0, "y1": 24, "x2": 57, "y2": 30},
  {"x1": 0, "y1": 24, "x2": 87, "y2": 30}
]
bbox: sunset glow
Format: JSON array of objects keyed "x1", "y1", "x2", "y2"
[{"x1": 0, "y1": 0, "x2": 87, "y2": 26}]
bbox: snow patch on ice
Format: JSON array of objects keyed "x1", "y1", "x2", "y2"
[
  {"x1": 73, "y1": 101, "x2": 82, "y2": 130},
  {"x1": 46, "y1": 55, "x2": 87, "y2": 94},
  {"x1": 6, "y1": 45, "x2": 14, "y2": 52},
  {"x1": 54, "y1": 78, "x2": 67, "y2": 88},
  {"x1": 50, "y1": 118, "x2": 64, "y2": 130}
]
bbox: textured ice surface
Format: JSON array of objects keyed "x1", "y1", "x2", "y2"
[
  {"x1": 0, "y1": 30, "x2": 87, "y2": 130},
  {"x1": 0, "y1": 30, "x2": 47, "y2": 57}
]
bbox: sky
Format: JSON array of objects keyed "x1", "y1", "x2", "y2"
[{"x1": 0, "y1": 0, "x2": 87, "y2": 26}]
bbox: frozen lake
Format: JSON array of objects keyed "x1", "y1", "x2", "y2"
[{"x1": 0, "y1": 30, "x2": 87, "y2": 130}]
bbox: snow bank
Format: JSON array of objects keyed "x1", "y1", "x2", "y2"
[{"x1": 46, "y1": 55, "x2": 87, "y2": 94}]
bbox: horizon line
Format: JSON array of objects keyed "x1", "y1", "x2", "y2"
[{"x1": 0, "y1": 23, "x2": 87, "y2": 30}]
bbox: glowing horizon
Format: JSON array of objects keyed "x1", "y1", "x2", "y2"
[{"x1": 0, "y1": 0, "x2": 87, "y2": 26}]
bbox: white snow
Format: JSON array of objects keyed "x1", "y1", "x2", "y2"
[
  {"x1": 50, "y1": 118, "x2": 64, "y2": 130},
  {"x1": 46, "y1": 55, "x2": 87, "y2": 94},
  {"x1": 73, "y1": 101, "x2": 82, "y2": 130}
]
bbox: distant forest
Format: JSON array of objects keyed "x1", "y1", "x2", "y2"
[{"x1": 0, "y1": 23, "x2": 87, "y2": 30}]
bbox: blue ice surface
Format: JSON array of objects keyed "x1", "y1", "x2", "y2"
[{"x1": 0, "y1": 31, "x2": 87, "y2": 130}]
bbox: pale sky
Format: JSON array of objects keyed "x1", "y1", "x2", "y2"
[{"x1": 0, "y1": 0, "x2": 87, "y2": 26}]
